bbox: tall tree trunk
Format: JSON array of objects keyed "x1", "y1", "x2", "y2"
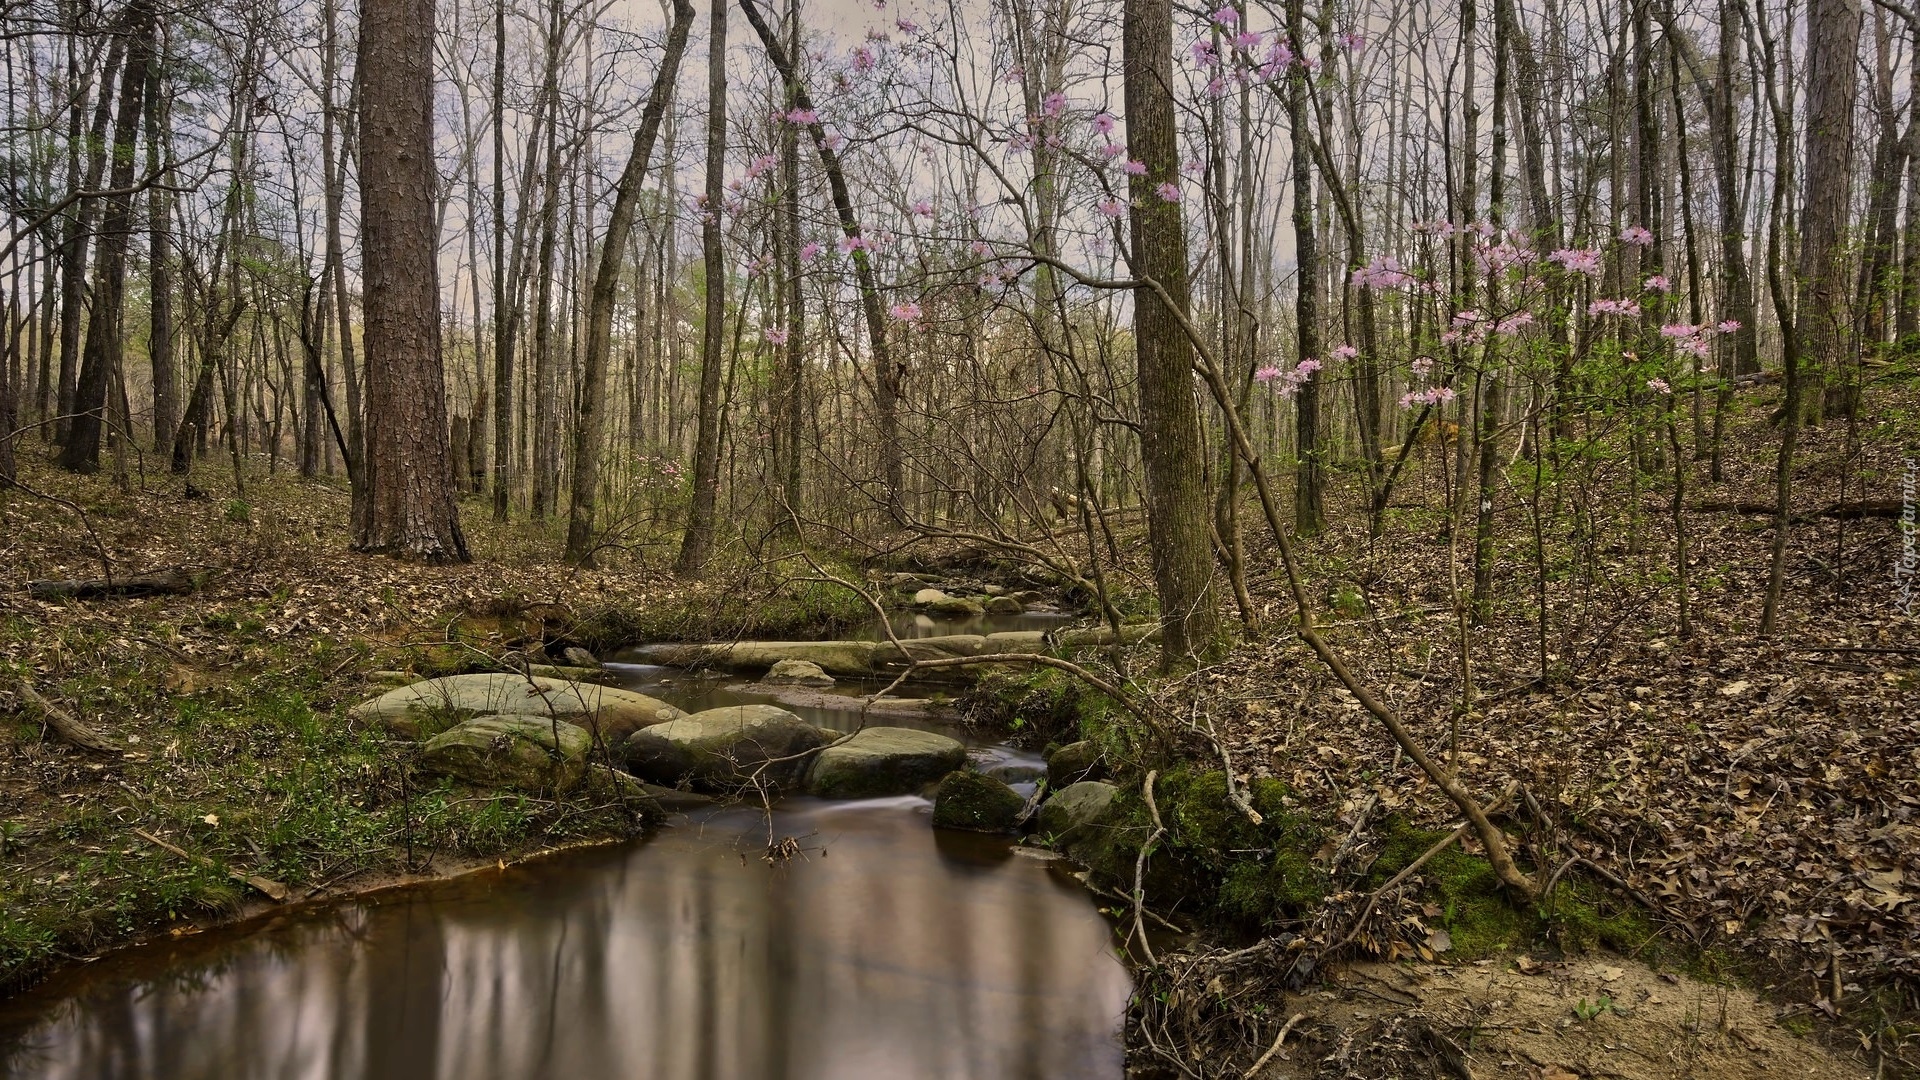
[
  {"x1": 1801, "y1": 0, "x2": 1863, "y2": 420},
  {"x1": 564, "y1": 0, "x2": 695, "y2": 564},
  {"x1": 529, "y1": 0, "x2": 565, "y2": 521},
  {"x1": 145, "y1": 35, "x2": 174, "y2": 453},
  {"x1": 62, "y1": 0, "x2": 153, "y2": 473},
  {"x1": 1288, "y1": 0, "x2": 1323, "y2": 535},
  {"x1": 1122, "y1": 0, "x2": 1221, "y2": 665},
  {"x1": 676, "y1": 0, "x2": 729, "y2": 576},
  {"x1": 354, "y1": 0, "x2": 469, "y2": 561},
  {"x1": 57, "y1": 11, "x2": 125, "y2": 443}
]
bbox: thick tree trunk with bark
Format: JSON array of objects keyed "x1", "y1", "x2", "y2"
[
  {"x1": 1799, "y1": 0, "x2": 1862, "y2": 420},
  {"x1": 353, "y1": 0, "x2": 469, "y2": 562},
  {"x1": 1122, "y1": 0, "x2": 1220, "y2": 665}
]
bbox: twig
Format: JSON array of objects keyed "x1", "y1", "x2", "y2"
[
  {"x1": 14, "y1": 677, "x2": 123, "y2": 754},
  {"x1": 1133, "y1": 770, "x2": 1167, "y2": 968},
  {"x1": 134, "y1": 827, "x2": 289, "y2": 902},
  {"x1": 1242, "y1": 1012, "x2": 1307, "y2": 1079}
]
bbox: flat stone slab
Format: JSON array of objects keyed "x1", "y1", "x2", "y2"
[
  {"x1": 805, "y1": 727, "x2": 967, "y2": 799},
  {"x1": 350, "y1": 673, "x2": 686, "y2": 741}
]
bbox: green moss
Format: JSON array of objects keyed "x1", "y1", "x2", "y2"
[
  {"x1": 969, "y1": 665, "x2": 1120, "y2": 747},
  {"x1": 1069, "y1": 769, "x2": 1327, "y2": 934},
  {"x1": 567, "y1": 558, "x2": 872, "y2": 650}
]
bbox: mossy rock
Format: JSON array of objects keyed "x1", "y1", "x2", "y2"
[
  {"x1": 420, "y1": 714, "x2": 592, "y2": 793},
  {"x1": 927, "y1": 595, "x2": 986, "y2": 617},
  {"x1": 805, "y1": 727, "x2": 967, "y2": 799},
  {"x1": 1037, "y1": 780, "x2": 1118, "y2": 841},
  {"x1": 1046, "y1": 740, "x2": 1107, "y2": 787},
  {"x1": 931, "y1": 771, "x2": 1026, "y2": 832},
  {"x1": 985, "y1": 596, "x2": 1024, "y2": 615},
  {"x1": 621, "y1": 704, "x2": 826, "y2": 792}
]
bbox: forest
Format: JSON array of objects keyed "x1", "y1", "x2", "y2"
[{"x1": 0, "y1": 0, "x2": 1916, "y2": 1075}]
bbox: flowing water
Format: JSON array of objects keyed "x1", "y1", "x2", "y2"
[{"x1": 0, "y1": 615, "x2": 1130, "y2": 1080}]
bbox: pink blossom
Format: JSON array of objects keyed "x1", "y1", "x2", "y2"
[
  {"x1": 1337, "y1": 31, "x2": 1366, "y2": 52},
  {"x1": 852, "y1": 46, "x2": 876, "y2": 72},
  {"x1": 1646, "y1": 378, "x2": 1671, "y2": 394},
  {"x1": 836, "y1": 234, "x2": 872, "y2": 255},
  {"x1": 890, "y1": 301, "x2": 923, "y2": 322},
  {"x1": 910, "y1": 198, "x2": 935, "y2": 217},
  {"x1": 1643, "y1": 274, "x2": 1671, "y2": 292},
  {"x1": 1659, "y1": 323, "x2": 1701, "y2": 339},
  {"x1": 1099, "y1": 141, "x2": 1127, "y2": 160},
  {"x1": 1205, "y1": 76, "x2": 1226, "y2": 98},
  {"x1": 895, "y1": 16, "x2": 918, "y2": 32},
  {"x1": 1410, "y1": 356, "x2": 1435, "y2": 376},
  {"x1": 1716, "y1": 319, "x2": 1741, "y2": 334},
  {"x1": 785, "y1": 107, "x2": 819, "y2": 125},
  {"x1": 1211, "y1": 5, "x2": 1239, "y2": 25},
  {"x1": 1253, "y1": 364, "x2": 1282, "y2": 383},
  {"x1": 823, "y1": 131, "x2": 847, "y2": 152},
  {"x1": 799, "y1": 241, "x2": 823, "y2": 262},
  {"x1": 1330, "y1": 344, "x2": 1358, "y2": 361},
  {"x1": 1588, "y1": 298, "x2": 1642, "y2": 318},
  {"x1": 1398, "y1": 385, "x2": 1458, "y2": 410},
  {"x1": 1092, "y1": 112, "x2": 1116, "y2": 136},
  {"x1": 1296, "y1": 357, "x2": 1322, "y2": 375},
  {"x1": 763, "y1": 326, "x2": 790, "y2": 345},
  {"x1": 1042, "y1": 91, "x2": 1067, "y2": 117},
  {"x1": 1155, "y1": 182, "x2": 1181, "y2": 202},
  {"x1": 1547, "y1": 247, "x2": 1603, "y2": 276},
  {"x1": 1097, "y1": 198, "x2": 1127, "y2": 219},
  {"x1": 1619, "y1": 225, "x2": 1654, "y2": 247},
  {"x1": 1351, "y1": 254, "x2": 1415, "y2": 290},
  {"x1": 1234, "y1": 30, "x2": 1261, "y2": 50},
  {"x1": 1002, "y1": 64, "x2": 1024, "y2": 84},
  {"x1": 1495, "y1": 312, "x2": 1535, "y2": 335},
  {"x1": 969, "y1": 240, "x2": 992, "y2": 256},
  {"x1": 1191, "y1": 40, "x2": 1220, "y2": 67},
  {"x1": 1122, "y1": 159, "x2": 1148, "y2": 176}
]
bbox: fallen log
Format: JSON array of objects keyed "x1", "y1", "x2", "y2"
[
  {"x1": 14, "y1": 678, "x2": 123, "y2": 754},
  {"x1": 26, "y1": 567, "x2": 198, "y2": 601},
  {"x1": 1688, "y1": 499, "x2": 1904, "y2": 521}
]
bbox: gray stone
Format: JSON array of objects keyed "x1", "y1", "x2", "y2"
[
  {"x1": 761, "y1": 658, "x2": 835, "y2": 687},
  {"x1": 1046, "y1": 740, "x2": 1107, "y2": 788},
  {"x1": 1037, "y1": 780, "x2": 1119, "y2": 843},
  {"x1": 562, "y1": 646, "x2": 601, "y2": 668},
  {"x1": 912, "y1": 587, "x2": 950, "y2": 606},
  {"x1": 982, "y1": 630, "x2": 1049, "y2": 652},
  {"x1": 349, "y1": 674, "x2": 685, "y2": 741},
  {"x1": 421, "y1": 714, "x2": 592, "y2": 792},
  {"x1": 806, "y1": 727, "x2": 968, "y2": 799},
  {"x1": 981, "y1": 585, "x2": 1007, "y2": 596},
  {"x1": 985, "y1": 596, "x2": 1024, "y2": 615},
  {"x1": 982, "y1": 760, "x2": 1047, "y2": 785},
  {"x1": 927, "y1": 595, "x2": 985, "y2": 617},
  {"x1": 931, "y1": 771, "x2": 1027, "y2": 832},
  {"x1": 622, "y1": 704, "x2": 827, "y2": 791}
]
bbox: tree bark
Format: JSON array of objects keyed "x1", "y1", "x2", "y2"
[
  {"x1": 1122, "y1": 0, "x2": 1221, "y2": 665},
  {"x1": 353, "y1": 0, "x2": 470, "y2": 562},
  {"x1": 1799, "y1": 0, "x2": 1863, "y2": 420},
  {"x1": 676, "y1": 0, "x2": 729, "y2": 576}
]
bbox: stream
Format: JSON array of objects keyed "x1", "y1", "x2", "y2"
[{"x1": 0, "y1": 611, "x2": 1132, "y2": 1079}]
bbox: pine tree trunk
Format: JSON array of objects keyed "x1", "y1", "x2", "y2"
[{"x1": 353, "y1": 0, "x2": 469, "y2": 562}]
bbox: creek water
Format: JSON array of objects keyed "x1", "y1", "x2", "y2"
[{"x1": 0, "y1": 613, "x2": 1131, "y2": 1080}]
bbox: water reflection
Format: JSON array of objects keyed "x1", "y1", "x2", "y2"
[{"x1": 0, "y1": 799, "x2": 1129, "y2": 1080}]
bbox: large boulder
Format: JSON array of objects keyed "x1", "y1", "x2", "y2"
[
  {"x1": 931, "y1": 771, "x2": 1028, "y2": 832},
  {"x1": 805, "y1": 727, "x2": 967, "y2": 799},
  {"x1": 761, "y1": 658, "x2": 835, "y2": 687},
  {"x1": 1037, "y1": 780, "x2": 1119, "y2": 844},
  {"x1": 985, "y1": 595, "x2": 1024, "y2": 615},
  {"x1": 912, "y1": 587, "x2": 950, "y2": 606},
  {"x1": 622, "y1": 704, "x2": 826, "y2": 791},
  {"x1": 1046, "y1": 740, "x2": 1107, "y2": 788},
  {"x1": 420, "y1": 714, "x2": 592, "y2": 792},
  {"x1": 350, "y1": 674, "x2": 685, "y2": 741}
]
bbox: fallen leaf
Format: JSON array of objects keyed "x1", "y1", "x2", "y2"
[{"x1": 202, "y1": 814, "x2": 220, "y2": 827}]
